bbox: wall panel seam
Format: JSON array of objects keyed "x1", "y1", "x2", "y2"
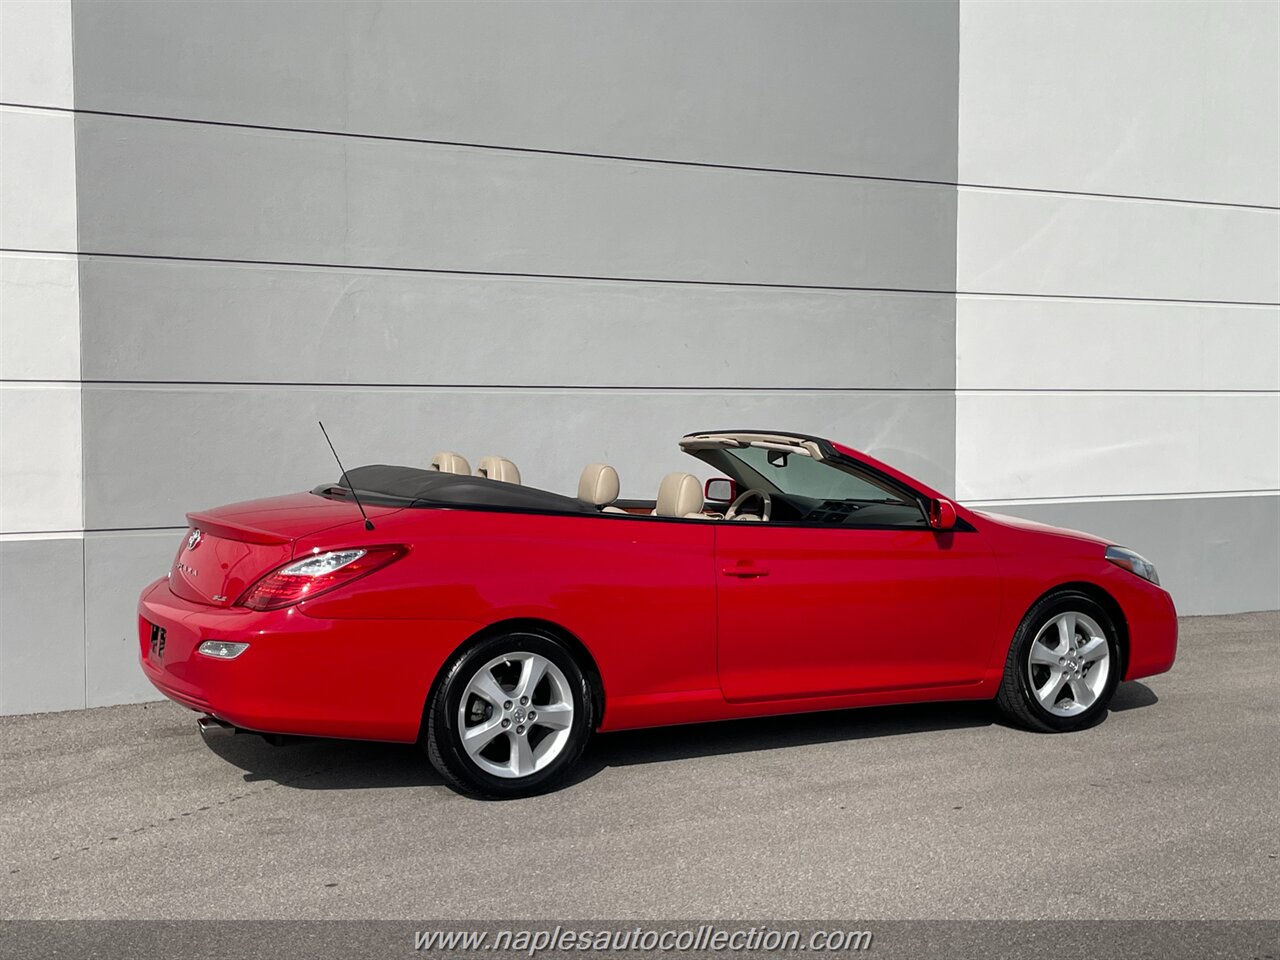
[
  {"x1": 0, "y1": 527, "x2": 186, "y2": 538},
  {"x1": 957, "y1": 389, "x2": 1279, "y2": 397},
  {"x1": 968, "y1": 490, "x2": 1280, "y2": 506},
  {"x1": 4, "y1": 248, "x2": 1277, "y2": 307},
  {"x1": 5, "y1": 380, "x2": 956, "y2": 392},
  {"x1": 5, "y1": 101, "x2": 1275, "y2": 212}
]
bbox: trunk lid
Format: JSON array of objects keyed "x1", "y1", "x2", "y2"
[{"x1": 167, "y1": 492, "x2": 401, "y2": 607}]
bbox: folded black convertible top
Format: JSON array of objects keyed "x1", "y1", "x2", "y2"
[{"x1": 315, "y1": 464, "x2": 597, "y2": 514}]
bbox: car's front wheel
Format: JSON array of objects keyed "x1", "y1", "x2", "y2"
[
  {"x1": 995, "y1": 591, "x2": 1121, "y2": 732},
  {"x1": 424, "y1": 631, "x2": 593, "y2": 798}
]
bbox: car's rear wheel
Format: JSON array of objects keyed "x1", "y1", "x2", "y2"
[
  {"x1": 995, "y1": 591, "x2": 1121, "y2": 732},
  {"x1": 424, "y1": 631, "x2": 593, "y2": 798}
]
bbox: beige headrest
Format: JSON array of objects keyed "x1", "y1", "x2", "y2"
[
  {"x1": 430, "y1": 451, "x2": 470, "y2": 475},
  {"x1": 656, "y1": 472, "x2": 704, "y2": 518},
  {"x1": 477, "y1": 456, "x2": 521, "y2": 484},
  {"x1": 578, "y1": 463, "x2": 620, "y2": 506}
]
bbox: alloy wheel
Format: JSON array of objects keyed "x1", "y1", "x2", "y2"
[
  {"x1": 1026, "y1": 611, "x2": 1112, "y2": 718},
  {"x1": 456, "y1": 651, "x2": 575, "y2": 779}
]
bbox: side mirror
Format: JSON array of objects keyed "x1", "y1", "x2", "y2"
[
  {"x1": 705, "y1": 477, "x2": 738, "y2": 503},
  {"x1": 928, "y1": 497, "x2": 957, "y2": 531}
]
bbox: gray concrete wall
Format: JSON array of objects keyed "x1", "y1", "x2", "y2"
[{"x1": 1, "y1": 0, "x2": 1275, "y2": 715}]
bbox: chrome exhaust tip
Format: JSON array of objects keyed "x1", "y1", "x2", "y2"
[{"x1": 196, "y1": 715, "x2": 238, "y2": 738}]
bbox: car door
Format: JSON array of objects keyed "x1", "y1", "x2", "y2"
[{"x1": 715, "y1": 522, "x2": 1001, "y2": 702}]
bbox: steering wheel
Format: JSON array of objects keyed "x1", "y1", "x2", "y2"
[{"x1": 725, "y1": 488, "x2": 772, "y2": 522}]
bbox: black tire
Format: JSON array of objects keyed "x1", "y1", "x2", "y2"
[
  {"x1": 424, "y1": 631, "x2": 593, "y2": 799},
  {"x1": 995, "y1": 591, "x2": 1122, "y2": 732}
]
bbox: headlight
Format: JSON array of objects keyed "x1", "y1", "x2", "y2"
[{"x1": 1105, "y1": 545, "x2": 1160, "y2": 585}]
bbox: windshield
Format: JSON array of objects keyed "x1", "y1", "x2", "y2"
[
  {"x1": 691, "y1": 444, "x2": 927, "y2": 527},
  {"x1": 727, "y1": 447, "x2": 907, "y2": 501}
]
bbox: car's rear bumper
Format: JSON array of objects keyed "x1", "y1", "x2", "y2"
[{"x1": 137, "y1": 578, "x2": 480, "y2": 742}]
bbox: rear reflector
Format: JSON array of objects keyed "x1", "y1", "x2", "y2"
[{"x1": 198, "y1": 640, "x2": 250, "y2": 660}]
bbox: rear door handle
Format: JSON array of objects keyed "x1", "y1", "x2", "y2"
[{"x1": 721, "y1": 563, "x2": 769, "y2": 578}]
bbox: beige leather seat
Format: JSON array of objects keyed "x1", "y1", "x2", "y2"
[
  {"x1": 476, "y1": 456, "x2": 521, "y2": 484},
  {"x1": 578, "y1": 463, "x2": 626, "y2": 514},
  {"x1": 654, "y1": 472, "x2": 707, "y2": 519},
  {"x1": 430, "y1": 451, "x2": 471, "y2": 476}
]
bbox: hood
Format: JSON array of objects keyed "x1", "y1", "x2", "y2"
[{"x1": 972, "y1": 509, "x2": 1111, "y2": 547}]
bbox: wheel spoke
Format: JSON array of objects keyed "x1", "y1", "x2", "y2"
[
  {"x1": 510, "y1": 733, "x2": 536, "y2": 777},
  {"x1": 1029, "y1": 640, "x2": 1061, "y2": 667},
  {"x1": 515, "y1": 655, "x2": 548, "y2": 701},
  {"x1": 1077, "y1": 635, "x2": 1108, "y2": 664},
  {"x1": 468, "y1": 669, "x2": 509, "y2": 709},
  {"x1": 534, "y1": 702, "x2": 573, "y2": 730},
  {"x1": 1056, "y1": 613, "x2": 1077, "y2": 649},
  {"x1": 1069, "y1": 677, "x2": 1097, "y2": 709},
  {"x1": 460, "y1": 716, "x2": 506, "y2": 758},
  {"x1": 1036, "y1": 669, "x2": 1068, "y2": 706}
]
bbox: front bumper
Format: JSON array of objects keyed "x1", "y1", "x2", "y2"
[
  {"x1": 1122, "y1": 579, "x2": 1179, "y2": 681},
  {"x1": 137, "y1": 578, "x2": 480, "y2": 742}
]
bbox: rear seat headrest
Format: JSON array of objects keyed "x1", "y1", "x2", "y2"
[
  {"x1": 430, "y1": 451, "x2": 471, "y2": 476},
  {"x1": 477, "y1": 456, "x2": 521, "y2": 484},
  {"x1": 578, "y1": 463, "x2": 620, "y2": 506}
]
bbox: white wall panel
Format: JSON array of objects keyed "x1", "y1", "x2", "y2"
[
  {"x1": 959, "y1": 0, "x2": 1279, "y2": 206},
  {"x1": 0, "y1": 253, "x2": 81, "y2": 380},
  {"x1": 0, "y1": 107, "x2": 78, "y2": 252},
  {"x1": 957, "y1": 298, "x2": 1280, "y2": 391},
  {"x1": 0, "y1": 0, "x2": 74, "y2": 109},
  {"x1": 0, "y1": 384, "x2": 83, "y2": 533},
  {"x1": 956, "y1": 393, "x2": 1280, "y2": 502},
  {"x1": 957, "y1": 188, "x2": 1279, "y2": 304}
]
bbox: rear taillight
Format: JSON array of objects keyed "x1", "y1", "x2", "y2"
[{"x1": 236, "y1": 546, "x2": 406, "y2": 611}]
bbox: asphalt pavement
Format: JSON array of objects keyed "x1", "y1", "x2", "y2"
[{"x1": 1, "y1": 612, "x2": 1277, "y2": 955}]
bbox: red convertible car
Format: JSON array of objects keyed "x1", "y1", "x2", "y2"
[{"x1": 139, "y1": 430, "x2": 1177, "y2": 798}]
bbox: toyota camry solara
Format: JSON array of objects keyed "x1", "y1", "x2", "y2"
[{"x1": 138, "y1": 429, "x2": 1177, "y2": 798}]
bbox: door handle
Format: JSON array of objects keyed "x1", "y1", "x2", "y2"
[{"x1": 721, "y1": 563, "x2": 769, "y2": 578}]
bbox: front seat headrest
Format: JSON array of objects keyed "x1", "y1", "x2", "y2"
[
  {"x1": 655, "y1": 472, "x2": 704, "y2": 518},
  {"x1": 477, "y1": 456, "x2": 521, "y2": 484},
  {"x1": 430, "y1": 451, "x2": 471, "y2": 476},
  {"x1": 578, "y1": 463, "x2": 620, "y2": 506}
]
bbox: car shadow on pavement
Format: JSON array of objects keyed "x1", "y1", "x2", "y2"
[
  {"x1": 204, "y1": 735, "x2": 445, "y2": 790},
  {"x1": 200, "y1": 681, "x2": 1157, "y2": 793},
  {"x1": 1109, "y1": 680, "x2": 1159, "y2": 712}
]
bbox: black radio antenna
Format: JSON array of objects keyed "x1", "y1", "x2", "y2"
[{"x1": 318, "y1": 421, "x2": 374, "y2": 531}]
